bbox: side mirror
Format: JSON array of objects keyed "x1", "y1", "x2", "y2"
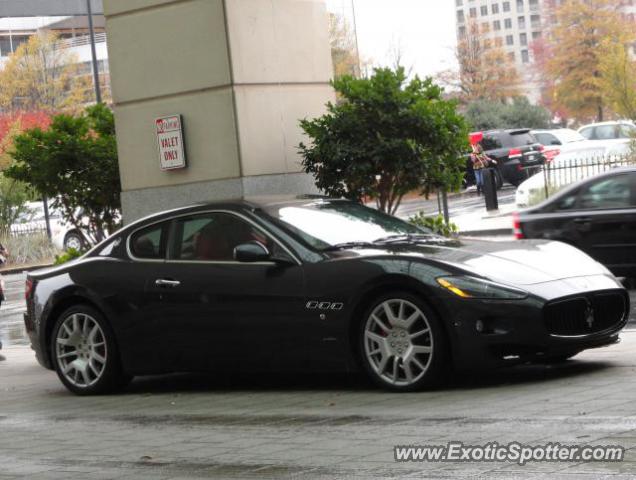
[{"x1": 234, "y1": 241, "x2": 271, "y2": 262}]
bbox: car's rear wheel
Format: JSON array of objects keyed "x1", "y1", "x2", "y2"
[
  {"x1": 51, "y1": 305, "x2": 130, "y2": 395},
  {"x1": 359, "y1": 293, "x2": 448, "y2": 391},
  {"x1": 64, "y1": 232, "x2": 84, "y2": 251}
]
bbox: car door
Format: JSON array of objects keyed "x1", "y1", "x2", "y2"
[
  {"x1": 150, "y1": 211, "x2": 329, "y2": 372},
  {"x1": 572, "y1": 172, "x2": 636, "y2": 275}
]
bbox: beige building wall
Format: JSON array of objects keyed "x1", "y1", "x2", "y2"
[{"x1": 104, "y1": 0, "x2": 334, "y2": 222}]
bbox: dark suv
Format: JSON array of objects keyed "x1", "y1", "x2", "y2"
[{"x1": 466, "y1": 129, "x2": 546, "y2": 187}]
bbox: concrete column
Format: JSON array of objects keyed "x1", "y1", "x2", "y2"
[{"x1": 104, "y1": 0, "x2": 334, "y2": 222}]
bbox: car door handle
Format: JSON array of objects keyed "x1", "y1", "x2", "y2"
[
  {"x1": 574, "y1": 217, "x2": 591, "y2": 224},
  {"x1": 155, "y1": 278, "x2": 181, "y2": 288}
]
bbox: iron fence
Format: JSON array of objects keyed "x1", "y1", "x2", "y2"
[
  {"x1": 540, "y1": 153, "x2": 636, "y2": 199},
  {"x1": 1, "y1": 224, "x2": 48, "y2": 238}
]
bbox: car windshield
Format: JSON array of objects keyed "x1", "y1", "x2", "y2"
[{"x1": 261, "y1": 200, "x2": 431, "y2": 250}]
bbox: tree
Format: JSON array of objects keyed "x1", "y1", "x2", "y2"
[
  {"x1": 541, "y1": 0, "x2": 635, "y2": 122},
  {"x1": 0, "y1": 32, "x2": 94, "y2": 113},
  {"x1": 599, "y1": 40, "x2": 636, "y2": 120},
  {"x1": 464, "y1": 97, "x2": 552, "y2": 130},
  {"x1": 299, "y1": 68, "x2": 469, "y2": 214},
  {"x1": 328, "y1": 13, "x2": 360, "y2": 78},
  {"x1": 0, "y1": 175, "x2": 31, "y2": 233},
  {"x1": 439, "y1": 20, "x2": 520, "y2": 103},
  {"x1": 5, "y1": 104, "x2": 121, "y2": 244},
  {"x1": 0, "y1": 112, "x2": 51, "y2": 170}
]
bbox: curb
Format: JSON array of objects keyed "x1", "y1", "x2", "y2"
[
  {"x1": 0, "y1": 263, "x2": 53, "y2": 275},
  {"x1": 459, "y1": 228, "x2": 513, "y2": 237}
]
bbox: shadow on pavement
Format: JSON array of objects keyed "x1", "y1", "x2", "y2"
[{"x1": 121, "y1": 359, "x2": 614, "y2": 395}]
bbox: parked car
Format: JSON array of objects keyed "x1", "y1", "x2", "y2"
[
  {"x1": 531, "y1": 128, "x2": 588, "y2": 162},
  {"x1": 465, "y1": 129, "x2": 546, "y2": 188},
  {"x1": 13, "y1": 202, "x2": 88, "y2": 251},
  {"x1": 515, "y1": 142, "x2": 632, "y2": 208},
  {"x1": 515, "y1": 167, "x2": 636, "y2": 277},
  {"x1": 578, "y1": 121, "x2": 636, "y2": 141},
  {"x1": 25, "y1": 196, "x2": 628, "y2": 395}
]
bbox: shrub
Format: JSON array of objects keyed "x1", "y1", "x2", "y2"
[
  {"x1": 53, "y1": 247, "x2": 83, "y2": 265},
  {"x1": 409, "y1": 213, "x2": 459, "y2": 237}
]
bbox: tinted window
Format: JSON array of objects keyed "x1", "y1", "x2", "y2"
[
  {"x1": 579, "y1": 175, "x2": 634, "y2": 210},
  {"x1": 130, "y1": 223, "x2": 167, "y2": 259},
  {"x1": 554, "y1": 191, "x2": 578, "y2": 211},
  {"x1": 508, "y1": 132, "x2": 536, "y2": 147},
  {"x1": 172, "y1": 213, "x2": 274, "y2": 261},
  {"x1": 481, "y1": 134, "x2": 503, "y2": 150},
  {"x1": 534, "y1": 132, "x2": 559, "y2": 146}
]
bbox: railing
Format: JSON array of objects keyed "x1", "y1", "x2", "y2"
[
  {"x1": 55, "y1": 32, "x2": 107, "y2": 50},
  {"x1": 2, "y1": 224, "x2": 48, "y2": 238},
  {"x1": 540, "y1": 153, "x2": 636, "y2": 199}
]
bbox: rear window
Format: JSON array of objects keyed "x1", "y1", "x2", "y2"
[
  {"x1": 508, "y1": 132, "x2": 536, "y2": 147},
  {"x1": 534, "y1": 132, "x2": 559, "y2": 146}
]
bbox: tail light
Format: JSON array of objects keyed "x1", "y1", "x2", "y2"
[
  {"x1": 509, "y1": 148, "x2": 522, "y2": 158},
  {"x1": 512, "y1": 212, "x2": 524, "y2": 240},
  {"x1": 25, "y1": 278, "x2": 34, "y2": 301},
  {"x1": 545, "y1": 148, "x2": 560, "y2": 162}
]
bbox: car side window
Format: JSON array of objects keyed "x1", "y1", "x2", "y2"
[
  {"x1": 172, "y1": 212, "x2": 275, "y2": 262},
  {"x1": 579, "y1": 127, "x2": 593, "y2": 140},
  {"x1": 130, "y1": 223, "x2": 167, "y2": 259},
  {"x1": 554, "y1": 191, "x2": 579, "y2": 211},
  {"x1": 619, "y1": 124, "x2": 636, "y2": 139},
  {"x1": 535, "y1": 133, "x2": 559, "y2": 145},
  {"x1": 594, "y1": 125, "x2": 617, "y2": 140},
  {"x1": 481, "y1": 135, "x2": 502, "y2": 150},
  {"x1": 579, "y1": 175, "x2": 634, "y2": 210}
]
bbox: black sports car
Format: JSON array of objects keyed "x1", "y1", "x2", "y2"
[{"x1": 24, "y1": 196, "x2": 628, "y2": 395}]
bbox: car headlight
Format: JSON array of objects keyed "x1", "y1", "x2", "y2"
[{"x1": 436, "y1": 275, "x2": 528, "y2": 299}]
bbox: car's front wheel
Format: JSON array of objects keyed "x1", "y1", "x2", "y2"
[
  {"x1": 51, "y1": 305, "x2": 130, "y2": 395},
  {"x1": 359, "y1": 293, "x2": 448, "y2": 391},
  {"x1": 64, "y1": 231, "x2": 84, "y2": 251}
]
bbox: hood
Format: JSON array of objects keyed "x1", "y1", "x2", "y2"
[{"x1": 328, "y1": 238, "x2": 610, "y2": 286}]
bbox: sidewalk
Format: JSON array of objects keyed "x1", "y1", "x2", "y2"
[{"x1": 453, "y1": 202, "x2": 516, "y2": 237}]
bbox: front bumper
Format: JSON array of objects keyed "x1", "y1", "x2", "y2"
[{"x1": 442, "y1": 287, "x2": 628, "y2": 370}]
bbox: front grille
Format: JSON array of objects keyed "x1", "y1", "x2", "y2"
[{"x1": 544, "y1": 291, "x2": 627, "y2": 336}]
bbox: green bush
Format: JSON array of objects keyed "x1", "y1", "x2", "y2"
[
  {"x1": 0, "y1": 233, "x2": 58, "y2": 267},
  {"x1": 53, "y1": 247, "x2": 83, "y2": 265},
  {"x1": 409, "y1": 213, "x2": 458, "y2": 237}
]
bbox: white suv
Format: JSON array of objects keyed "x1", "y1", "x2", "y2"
[
  {"x1": 12, "y1": 202, "x2": 85, "y2": 251},
  {"x1": 578, "y1": 121, "x2": 636, "y2": 141}
]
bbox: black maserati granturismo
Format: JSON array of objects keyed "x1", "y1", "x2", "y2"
[{"x1": 24, "y1": 196, "x2": 629, "y2": 394}]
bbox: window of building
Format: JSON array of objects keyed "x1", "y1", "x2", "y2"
[
  {"x1": 495, "y1": 37, "x2": 504, "y2": 47},
  {"x1": 470, "y1": 7, "x2": 477, "y2": 17},
  {"x1": 505, "y1": 18, "x2": 512, "y2": 28},
  {"x1": 530, "y1": 14, "x2": 541, "y2": 27},
  {"x1": 493, "y1": 20, "x2": 501, "y2": 30},
  {"x1": 532, "y1": 31, "x2": 541, "y2": 39},
  {"x1": 457, "y1": 10, "x2": 465, "y2": 22},
  {"x1": 503, "y1": 1, "x2": 511, "y2": 11},
  {"x1": 508, "y1": 51, "x2": 515, "y2": 61},
  {"x1": 518, "y1": 15, "x2": 526, "y2": 29},
  {"x1": 520, "y1": 32, "x2": 527, "y2": 45},
  {"x1": 481, "y1": 22, "x2": 490, "y2": 33},
  {"x1": 492, "y1": 3, "x2": 500, "y2": 14},
  {"x1": 529, "y1": 0, "x2": 539, "y2": 10},
  {"x1": 521, "y1": 49, "x2": 529, "y2": 63},
  {"x1": 456, "y1": 0, "x2": 463, "y2": 6},
  {"x1": 516, "y1": 0, "x2": 524, "y2": 10},
  {"x1": 506, "y1": 34, "x2": 514, "y2": 45},
  {"x1": 480, "y1": 5, "x2": 488, "y2": 15},
  {"x1": 458, "y1": 26, "x2": 467, "y2": 36}
]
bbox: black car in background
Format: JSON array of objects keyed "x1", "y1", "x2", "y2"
[
  {"x1": 24, "y1": 196, "x2": 628, "y2": 395},
  {"x1": 466, "y1": 129, "x2": 546, "y2": 188},
  {"x1": 515, "y1": 168, "x2": 636, "y2": 277}
]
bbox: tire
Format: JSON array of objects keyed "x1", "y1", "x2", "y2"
[
  {"x1": 64, "y1": 232, "x2": 84, "y2": 251},
  {"x1": 358, "y1": 292, "x2": 449, "y2": 392},
  {"x1": 50, "y1": 305, "x2": 131, "y2": 395},
  {"x1": 494, "y1": 169, "x2": 504, "y2": 190}
]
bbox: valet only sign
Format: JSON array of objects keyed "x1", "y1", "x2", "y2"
[{"x1": 155, "y1": 115, "x2": 186, "y2": 170}]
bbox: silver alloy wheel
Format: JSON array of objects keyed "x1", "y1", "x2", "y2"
[
  {"x1": 364, "y1": 299, "x2": 433, "y2": 387},
  {"x1": 55, "y1": 313, "x2": 107, "y2": 388},
  {"x1": 64, "y1": 234, "x2": 82, "y2": 251}
]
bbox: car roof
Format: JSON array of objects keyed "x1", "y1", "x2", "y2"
[
  {"x1": 483, "y1": 128, "x2": 531, "y2": 135},
  {"x1": 578, "y1": 121, "x2": 635, "y2": 129}
]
